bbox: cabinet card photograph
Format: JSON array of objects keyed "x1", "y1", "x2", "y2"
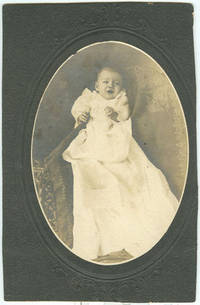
[{"x1": 32, "y1": 41, "x2": 188, "y2": 265}]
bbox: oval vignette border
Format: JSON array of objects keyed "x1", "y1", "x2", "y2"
[{"x1": 31, "y1": 41, "x2": 189, "y2": 265}]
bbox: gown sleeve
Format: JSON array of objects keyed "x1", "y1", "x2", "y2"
[
  {"x1": 71, "y1": 88, "x2": 92, "y2": 122},
  {"x1": 114, "y1": 90, "x2": 130, "y2": 122}
]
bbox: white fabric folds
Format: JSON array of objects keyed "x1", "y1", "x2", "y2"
[{"x1": 63, "y1": 89, "x2": 178, "y2": 261}]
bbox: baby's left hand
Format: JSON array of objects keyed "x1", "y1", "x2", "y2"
[
  {"x1": 104, "y1": 106, "x2": 114, "y2": 117},
  {"x1": 104, "y1": 106, "x2": 119, "y2": 122}
]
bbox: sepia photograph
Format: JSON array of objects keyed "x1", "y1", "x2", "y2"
[{"x1": 31, "y1": 41, "x2": 188, "y2": 265}]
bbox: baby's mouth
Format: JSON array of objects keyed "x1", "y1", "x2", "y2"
[{"x1": 107, "y1": 89, "x2": 114, "y2": 94}]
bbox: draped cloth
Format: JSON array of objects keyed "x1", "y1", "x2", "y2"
[{"x1": 62, "y1": 89, "x2": 179, "y2": 261}]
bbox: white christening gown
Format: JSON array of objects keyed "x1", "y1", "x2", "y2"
[{"x1": 63, "y1": 88, "x2": 179, "y2": 261}]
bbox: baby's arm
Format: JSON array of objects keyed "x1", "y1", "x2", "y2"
[
  {"x1": 71, "y1": 88, "x2": 91, "y2": 125},
  {"x1": 117, "y1": 99, "x2": 130, "y2": 121}
]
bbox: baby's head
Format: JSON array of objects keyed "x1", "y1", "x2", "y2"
[{"x1": 95, "y1": 67, "x2": 123, "y2": 100}]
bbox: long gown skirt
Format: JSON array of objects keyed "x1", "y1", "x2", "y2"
[{"x1": 67, "y1": 137, "x2": 178, "y2": 261}]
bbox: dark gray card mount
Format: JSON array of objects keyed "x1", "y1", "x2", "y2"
[{"x1": 3, "y1": 3, "x2": 197, "y2": 301}]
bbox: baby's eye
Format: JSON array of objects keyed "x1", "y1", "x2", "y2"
[
  {"x1": 103, "y1": 80, "x2": 109, "y2": 84},
  {"x1": 114, "y1": 81, "x2": 120, "y2": 86}
]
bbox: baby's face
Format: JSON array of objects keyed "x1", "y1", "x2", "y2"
[{"x1": 95, "y1": 69, "x2": 123, "y2": 100}]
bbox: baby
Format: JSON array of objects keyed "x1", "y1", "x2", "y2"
[
  {"x1": 64, "y1": 67, "x2": 133, "y2": 163},
  {"x1": 77, "y1": 67, "x2": 130, "y2": 126},
  {"x1": 63, "y1": 66, "x2": 178, "y2": 263}
]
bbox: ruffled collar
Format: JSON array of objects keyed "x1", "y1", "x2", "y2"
[{"x1": 91, "y1": 89, "x2": 126, "y2": 104}]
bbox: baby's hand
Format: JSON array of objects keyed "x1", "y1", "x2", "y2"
[
  {"x1": 104, "y1": 106, "x2": 119, "y2": 122},
  {"x1": 104, "y1": 106, "x2": 114, "y2": 117},
  {"x1": 77, "y1": 112, "x2": 90, "y2": 123}
]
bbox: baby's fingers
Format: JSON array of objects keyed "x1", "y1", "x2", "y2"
[
  {"x1": 82, "y1": 113, "x2": 89, "y2": 118},
  {"x1": 80, "y1": 117, "x2": 87, "y2": 122},
  {"x1": 105, "y1": 109, "x2": 112, "y2": 115},
  {"x1": 106, "y1": 110, "x2": 113, "y2": 116},
  {"x1": 79, "y1": 113, "x2": 89, "y2": 122}
]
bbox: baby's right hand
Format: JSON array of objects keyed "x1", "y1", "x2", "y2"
[{"x1": 77, "y1": 112, "x2": 90, "y2": 123}]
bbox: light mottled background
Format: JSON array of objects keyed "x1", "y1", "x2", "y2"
[
  {"x1": 33, "y1": 42, "x2": 188, "y2": 198},
  {"x1": 32, "y1": 42, "x2": 188, "y2": 254}
]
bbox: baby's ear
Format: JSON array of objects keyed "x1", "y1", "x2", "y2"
[{"x1": 95, "y1": 81, "x2": 99, "y2": 92}]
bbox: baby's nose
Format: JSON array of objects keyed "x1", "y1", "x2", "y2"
[{"x1": 108, "y1": 81, "x2": 114, "y2": 87}]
